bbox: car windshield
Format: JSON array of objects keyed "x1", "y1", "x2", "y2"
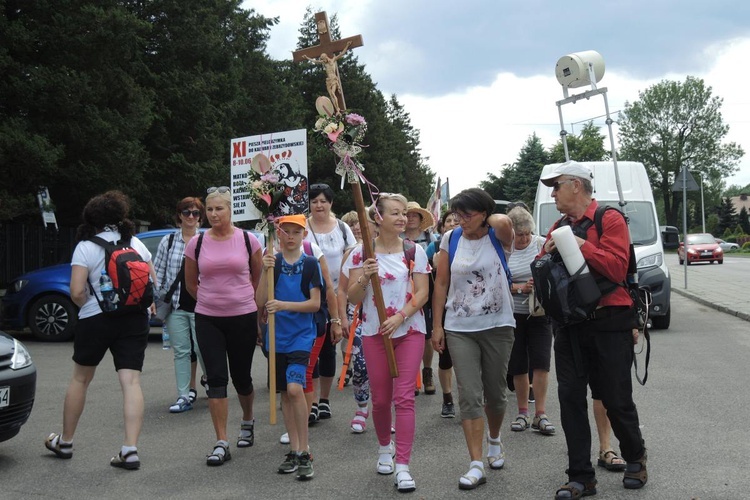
[
  {"x1": 686, "y1": 234, "x2": 715, "y2": 245},
  {"x1": 538, "y1": 201, "x2": 658, "y2": 245}
]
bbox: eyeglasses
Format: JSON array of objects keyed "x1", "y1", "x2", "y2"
[
  {"x1": 455, "y1": 211, "x2": 481, "y2": 222},
  {"x1": 310, "y1": 183, "x2": 330, "y2": 191},
  {"x1": 180, "y1": 209, "x2": 201, "y2": 218},
  {"x1": 207, "y1": 186, "x2": 230, "y2": 194},
  {"x1": 551, "y1": 179, "x2": 575, "y2": 191}
]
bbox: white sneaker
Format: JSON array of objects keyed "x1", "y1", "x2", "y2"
[{"x1": 279, "y1": 432, "x2": 290, "y2": 445}]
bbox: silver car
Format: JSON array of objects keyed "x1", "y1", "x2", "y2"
[{"x1": 715, "y1": 238, "x2": 740, "y2": 252}]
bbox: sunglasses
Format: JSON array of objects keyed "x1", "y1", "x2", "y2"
[
  {"x1": 551, "y1": 179, "x2": 575, "y2": 191},
  {"x1": 180, "y1": 209, "x2": 201, "y2": 218},
  {"x1": 207, "y1": 186, "x2": 230, "y2": 194},
  {"x1": 310, "y1": 183, "x2": 330, "y2": 191}
]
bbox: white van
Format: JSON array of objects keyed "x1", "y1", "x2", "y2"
[{"x1": 533, "y1": 161, "x2": 671, "y2": 329}]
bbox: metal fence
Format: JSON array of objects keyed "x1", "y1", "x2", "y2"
[{"x1": 0, "y1": 223, "x2": 77, "y2": 288}]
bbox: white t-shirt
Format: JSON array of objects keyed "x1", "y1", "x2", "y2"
[
  {"x1": 439, "y1": 230, "x2": 515, "y2": 332},
  {"x1": 507, "y1": 235, "x2": 545, "y2": 314},
  {"x1": 346, "y1": 244, "x2": 431, "y2": 339},
  {"x1": 305, "y1": 220, "x2": 356, "y2": 292},
  {"x1": 71, "y1": 231, "x2": 152, "y2": 319}
]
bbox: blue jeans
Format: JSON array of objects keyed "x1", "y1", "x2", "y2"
[{"x1": 166, "y1": 309, "x2": 204, "y2": 398}]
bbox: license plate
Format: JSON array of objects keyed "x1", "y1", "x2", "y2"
[
  {"x1": 0, "y1": 386, "x2": 9, "y2": 408},
  {"x1": 701, "y1": 251, "x2": 712, "y2": 256}
]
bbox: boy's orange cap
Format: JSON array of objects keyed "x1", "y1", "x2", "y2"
[{"x1": 277, "y1": 214, "x2": 307, "y2": 229}]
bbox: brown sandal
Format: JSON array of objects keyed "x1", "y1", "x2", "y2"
[
  {"x1": 623, "y1": 453, "x2": 648, "y2": 489},
  {"x1": 554, "y1": 481, "x2": 597, "y2": 499},
  {"x1": 597, "y1": 449, "x2": 626, "y2": 471}
]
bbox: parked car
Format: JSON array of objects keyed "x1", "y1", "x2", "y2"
[
  {"x1": 677, "y1": 233, "x2": 724, "y2": 265},
  {"x1": 715, "y1": 238, "x2": 740, "y2": 252},
  {"x1": 0, "y1": 330, "x2": 36, "y2": 442},
  {"x1": 1, "y1": 228, "x2": 265, "y2": 342}
]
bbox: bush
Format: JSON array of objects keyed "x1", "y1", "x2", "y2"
[
  {"x1": 734, "y1": 225, "x2": 745, "y2": 236},
  {"x1": 739, "y1": 235, "x2": 750, "y2": 248},
  {"x1": 743, "y1": 241, "x2": 750, "y2": 250},
  {"x1": 723, "y1": 227, "x2": 734, "y2": 237}
]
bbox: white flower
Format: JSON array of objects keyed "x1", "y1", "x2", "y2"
[
  {"x1": 315, "y1": 117, "x2": 326, "y2": 130},
  {"x1": 323, "y1": 122, "x2": 338, "y2": 134}
]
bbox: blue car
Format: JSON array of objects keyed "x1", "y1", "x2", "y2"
[{"x1": 1, "y1": 228, "x2": 265, "y2": 342}]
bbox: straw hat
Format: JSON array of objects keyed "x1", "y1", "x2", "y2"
[{"x1": 406, "y1": 201, "x2": 435, "y2": 232}]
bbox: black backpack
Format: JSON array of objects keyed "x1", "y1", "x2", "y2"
[
  {"x1": 89, "y1": 236, "x2": 154, "y2": 315},
  {"x1": 530, "y1": 206, "x2": 628, "y2": 326}
]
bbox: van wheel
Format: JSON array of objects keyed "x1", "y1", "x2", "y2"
[
  {"x1": 651, "y1": 307, "x2": 671, "y2": 330},
  {"x1": 28, "y1": 295, "x2": 77, "y2": 342}
]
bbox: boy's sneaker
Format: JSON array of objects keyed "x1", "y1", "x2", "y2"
[
  {"x1": 278, "y1": 452, "x2": 299, "y2": 474},
  {"x1": 441, "y1": 402, "x2": 456, "y2": 418},
  {"x1": 296, "y1": 451, "x2": 314, "y2": 480}
]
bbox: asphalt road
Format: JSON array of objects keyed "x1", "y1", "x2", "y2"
[{"x1": 2, "y1": 292, "x2": 749, "y2": 499}]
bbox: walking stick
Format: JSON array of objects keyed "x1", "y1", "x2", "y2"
[{"x1": 267, "y1": 228, "x2": 277, "y2": 425}]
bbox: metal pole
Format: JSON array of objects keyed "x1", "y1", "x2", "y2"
[
  {"x1": 682, "y1": 168, "x2": 688, "y2": 289},
  {"x1": 699, "y1": 172, "x2": 706, "y2": 232}
]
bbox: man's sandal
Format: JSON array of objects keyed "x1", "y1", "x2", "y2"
[
  {"x1": 598, "y1": 449, "x2": 626, "y2": 471},
  {"x1": 510, "y1": 414, "x2": 530, "y2": 432},
  {"x1": 554, "y1": 480, "x2": 597, "y2": 499},
  {"x1": 110, "y1": 450, "x2": 141, "y2": 470},
  {"x1": 458, "y1": 464, "x2": 487, "y2": 490},
  {"x1": 532, "y1": 413, "x2": 556, "y2": 435},
  {"x1": 206, "y1": 443, "x2": 231, "y2": 466},
  {"x1": 237, "y1": 422, "x2": 254, "y2": 448},
  {"x1": 45, "y1": 433, "x2": 72, "y2": 459},
  {"x1": 623, "y1": 453, "x2": 648, "y2": 489}
]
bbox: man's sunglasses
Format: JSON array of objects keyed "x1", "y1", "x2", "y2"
[
  {"x1": 207, "y1": 186, "x2": 230, "y2": 194},
  {"x1": 551, "y1": 179, "x2": 575, "y2": 191},
  {"x1": 180, "y1": 210, "x2": 201, "y2": 218}
]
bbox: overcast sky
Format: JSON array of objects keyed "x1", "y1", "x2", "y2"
[{"x1": 245, "y1": 0, "x2": 750, "y2": 198}]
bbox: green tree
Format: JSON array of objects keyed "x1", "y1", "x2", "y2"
[
  {"x1": 739, "y1": 206, "x2": 750, "y2": 234},
  {"x1": 716, "y1": 197, "x2": 738, "y2": 235},
  {"x1": 548, "y1": 121, "x2": 609, "y2": 163},
  {"x1": 479, "y1": 170, "x2": 508, "y2": 201},
  {"x1": 724, "y1": 183, "x2": 750, "y2": 197},
  {"x1": 502, "y1": 133, "x2": 549, "y2": 206},
  {"x1": 618, "y1": 76, "x2": 744, "y2": 226}
]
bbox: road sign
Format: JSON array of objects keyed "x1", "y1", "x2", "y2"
[{"x1": 671, "y1": 167, "x2": 700, "y2": 192}]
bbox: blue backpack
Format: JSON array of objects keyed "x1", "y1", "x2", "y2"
[{"x1": 447, "y1": 227, "x2": 512, "y2": 288}]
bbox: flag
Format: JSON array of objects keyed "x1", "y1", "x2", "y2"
[
  {"x1": 427, "y1": 177, "x2": 441, "y2": 226},
  {"x1": 440, "y1": 178, "x2": 450, "y2": 206}
]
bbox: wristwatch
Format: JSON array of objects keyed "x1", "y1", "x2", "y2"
[{"x1": 517, "y1": 286, "x2": 522, "y2": 295}]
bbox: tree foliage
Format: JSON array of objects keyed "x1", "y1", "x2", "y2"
[
  {"x1": 0, "y1": 2, "x2": 432, "y2": 225},
  {"x1": 717, "y1": 196, "x2": 738, "y2": 235},
  {"x1": 479, "y1": 170, "x2": 508, "y2": 201},
  {"x1": 500, "y1": 133, "x2": 549, "y2": 207},
  {"x1": 548, "y1": 121, "x2": 609, "y2": 163},
  {"x1": 739, "y1": 206, "x2": 750, "y2": 234},
  {"x1": 617, "y1": 76, "x2": 744, "y2": 226}
]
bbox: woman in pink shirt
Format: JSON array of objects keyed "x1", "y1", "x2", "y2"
[{"x1": 185, "y1": 187, "x2": 263, "y2": 466}]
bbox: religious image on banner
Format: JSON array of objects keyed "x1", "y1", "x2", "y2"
[{"x1": 230, "y1": 129, "x2": 308, "y2": 222}]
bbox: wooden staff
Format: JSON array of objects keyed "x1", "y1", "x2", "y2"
[
  {"x1": 338, "y1": 304, "x2": 360, "y2": 391},
  {"x1": 351, "y1": 184, "x2": 398, "y2": 377},
  {"x1": 266, "y1": 227, "x2": 277, "y2": 424}
]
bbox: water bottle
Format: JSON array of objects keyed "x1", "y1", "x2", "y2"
[
  {"x1": 162, "y1": 325, "x2": 171, "y2": 350},
  {"x1": 99, "y1": 270, "x2": 117, "y2": 312}
]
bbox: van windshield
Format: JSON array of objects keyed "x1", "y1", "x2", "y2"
[{"x1": 538, "y1": 201, "x2": 657, "y2": 245}]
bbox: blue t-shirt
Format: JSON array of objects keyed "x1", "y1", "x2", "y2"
[{"x1": 266, "y1": 254, "x2": 322, "y2": 353}]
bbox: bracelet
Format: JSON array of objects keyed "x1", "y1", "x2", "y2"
[
  {"x1": 357, "y1": 276, "x2": 369, "y2": 290},
  {"x1": 397, "y1": 310, "x2": 408, "y2": 321},
  {"x1": 329, "y1": 318, "x2": 342, "y2": 325}
]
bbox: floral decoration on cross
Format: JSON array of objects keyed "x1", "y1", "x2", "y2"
[{"x1": 312, "y1": 96, "x2": 368, "y2": 183}]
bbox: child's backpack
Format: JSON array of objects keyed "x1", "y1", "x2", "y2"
[{"x1": 89, "y1": 236, "x2": 154, "y2": 315}]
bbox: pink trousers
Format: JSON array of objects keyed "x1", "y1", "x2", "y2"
[{"x1": 363, "y1": 332, "x2": 424, "y2": 464}]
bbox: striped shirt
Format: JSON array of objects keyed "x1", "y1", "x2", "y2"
[{"x1": 153, "y1": 229, "x2": 198, "y2": 310}]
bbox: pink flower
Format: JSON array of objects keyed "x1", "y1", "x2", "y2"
[
  {"x1": 384, "y1": 272, "x2": 396, "y2": 281},
  {"x1": 259, "y1": 193, "x2": 272, "y2": 207},
  {"x1": 386, "y1": 306, "x2": 398, "y2": 317},
  {"x1": 326, "y1": 123, "x2": 344, "y2": 142},
  {"x1": 346, "y1": 113, "x2": 366, "y2": 126},
  {"x1": 405, "y1": 292, "x2": 413, "y2": 303},
  {"x1": 407, "y1": 326, "x2": 422, "y2": 335},
  {"x1": 352, "y1": 252, "x2": 362, "y2": 266},
  {"x1": 260, "y1": 173, "x2": 279, "y2": 183}
]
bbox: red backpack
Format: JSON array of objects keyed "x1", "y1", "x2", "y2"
[{"x1": 90, "y1": 236, "x2": 154, "y2": 314}]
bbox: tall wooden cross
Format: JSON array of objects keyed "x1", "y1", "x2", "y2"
[
  {"x1": 293, "y1": 12, "x2": 398, "y2": 378},
  {"x1": 292, "y1": 12, "x2": 363, "y2": 115}
]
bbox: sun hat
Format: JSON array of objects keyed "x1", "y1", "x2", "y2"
[
  {"x1": 540, "y1": 160, "x2": 594, "y2": 186},
  {"x1": 406, "y1": 201, "x2": 436, "y2": 232}
]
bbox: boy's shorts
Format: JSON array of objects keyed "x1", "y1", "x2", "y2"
[{"x1": 275, "y1": 351, "x2": 310, "y2": 391}]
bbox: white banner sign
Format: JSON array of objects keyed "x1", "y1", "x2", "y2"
[{"x1": 230, "y1": 129, "x2": 308, "y2": 222}]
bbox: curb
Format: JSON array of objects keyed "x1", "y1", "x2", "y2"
[{"x1": 671, "y1": 287, "x2": 750, "y2": 323}]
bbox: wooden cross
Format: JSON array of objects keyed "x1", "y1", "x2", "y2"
[
  {"x1": 293, "y1": 12, "x2": 397, "y2": 378},
  {"x1": 292, "y1": 12, "x2": 363, "y2": 115}
]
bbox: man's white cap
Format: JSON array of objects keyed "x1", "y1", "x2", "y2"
[{"x1": 540, "y1": 161, "x2": 593, "y2": 187}]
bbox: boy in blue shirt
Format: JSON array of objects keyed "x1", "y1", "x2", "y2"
[{"x1": 256, "y1": 214, "x2": 322, "y2": 480}]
